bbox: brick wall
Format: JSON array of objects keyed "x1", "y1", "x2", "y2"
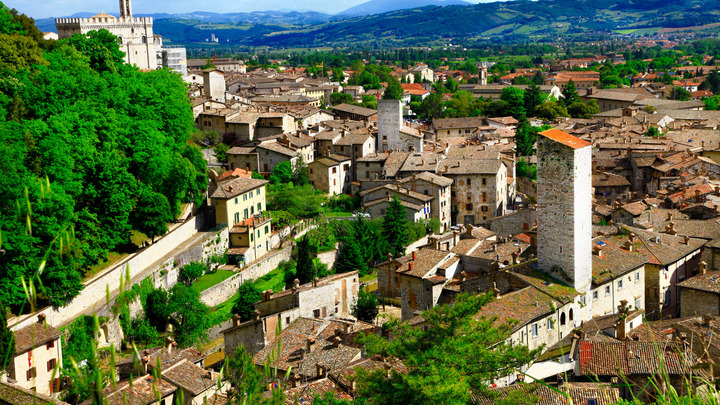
[{"x1": 679, "y1": 288, "x2": 720, "y2": 317}]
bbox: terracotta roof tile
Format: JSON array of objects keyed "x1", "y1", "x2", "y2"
[
  {"x1": 13, "y1": 322, "x2": 62, "y2": 355},
  {"x1": 577, "y1": 340, "x2": 692, "y2": 376},
  {"x1": 539, "y1": 128, "x2": 592, "y2": 149}
]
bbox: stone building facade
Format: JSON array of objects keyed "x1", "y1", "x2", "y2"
[{"x1": 7, "y1": 316, "x2": 63, "y2": 396}]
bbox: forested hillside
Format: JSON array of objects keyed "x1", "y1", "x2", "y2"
[{"x1": 0, "y1": 3, "x2": 206, "y2": 312}]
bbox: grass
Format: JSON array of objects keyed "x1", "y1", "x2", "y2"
[
  {"x1": 360, "y1": 272, "x2": 378, "y2": 283},
  {"x1": 253, "y1": 267, "x2": 286, "y2": 293},
  {"x1": 323, "y1": 211, "x2": 354, "y2": 218},
  {"x1": 209, "y1": 291, "x2": 238, "y2": 326},
  {"x1": 191, "y1": 270, "x2": 235, "y2": 293}
]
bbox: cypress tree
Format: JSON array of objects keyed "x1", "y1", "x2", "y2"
[
  {"x1": 335, "y1": 233, "x2": 368, "y2": 275},
  {"x1": 295, "y1": 236, "x2": 314, "y2": 284},
  {"x1": 382, "y1": 196, "x2": 409, "y2": 258}
]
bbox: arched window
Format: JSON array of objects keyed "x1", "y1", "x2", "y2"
[
  {"x1": 141, "y1": 36, "x2": 147, "y2": 44},
  {"x1": 560, "y1": 312, "x2": 566, "y2": 326},
  {"x1": 569, "y1": 308, "x2": 574, "y2": 322},
  {"x1": 117, "y1": 36, "x2": 123, "y2": 44}
]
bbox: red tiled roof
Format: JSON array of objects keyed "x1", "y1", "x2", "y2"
[
  {"x1": 539, "y1": 128, "x2": 592, "y2": 149},
  {"x1": 577, "y1": 340, "x2": 692, "y2": 377}
]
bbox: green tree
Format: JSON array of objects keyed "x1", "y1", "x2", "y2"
[
  {"x1": 351, "y1": 287, "x2": 379, "y2": 323},
  {"x1": 144, "y1": 288, "x2": 169, "y2": 330},
  {"x1": 214, "y1": 143, "x2": 230, "y2": 163},
  {"x1": 645, "y1": 126, "x2": 661, "y2": 137},
  {"x1": 335, "y1": 233, "x2": 368, "y2": 275},
  {"x1": 291, "y1": 155, "x2": 309, "y2": 186},
  {"x1": 382, "y1": 196, "x2": 408, "y2": 258},
  {"x1": 532, "y1": 70, "x2": 544, "y2": 85},
  {"x1": 295, "y1": 235, "x2": 314, "y2": 284},
  {"x1": 383, "y1": 77, "x2": 405, "y2": 100},
  {"x1": 356, "y1": 293, "x2": 540, "y2": 405},
  {"x1": 0, "y1": 303, "x2": 14, "y2": 370},
  {"x1": 232, "y1": 280, "x2": 262, "y2": 322},
  {"x1": 535, "y1": 100, "x2": 568, "y2": 121},
  {"x1": 417, "y1": 92, "x2": 444, "y2": 120},
  {"x1": 178, "y1": 261, "x2": 205, "y2": 286},
  {"x1": 500, "y1": 87, "x2": 525, "y2": 119},
  {"x1": 701, "y1": 69, "x2": 720, "y2": 94},
  {"x1": 131, "y1": 186, "x2": 173, "y2": 242},
  {"x1": 331, "y1": 67, "x2": 344, "y2": 83},
  {"x1": 225, "y1": 344, "x2": 287, "y2": 405},
  {"x1": 65, "y1": 29, "x2": 125, "y2": 74},
  {"x1": 330, "y1": 92, "x2": 353, "y2": 106},
  {"x1": 167, "y1": 284, "x2": 210, "y2": 346},
  {"x1": 523, "y1": 82, "x2": 545, "y2": 117},
  {"x1": 270, "y1": 161, "x2": 293, "y2": 184},
  {"x1": 561, "y1": 79, "x2": 579, "y2": 106},
  {"x1": 567, "y1": 99, "x2": 597, "y2": 118},
  {"x1": 673, "y1": 86, "x2": 692, "y2": 101}
]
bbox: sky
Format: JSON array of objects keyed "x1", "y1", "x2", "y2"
[{"x1": 6, "y1": 0, "x2": 494, "y2": 19}]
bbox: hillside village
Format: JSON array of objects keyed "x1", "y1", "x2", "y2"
[{"x1": 8, "y1": 1, "x2": 720, "y2": 404}]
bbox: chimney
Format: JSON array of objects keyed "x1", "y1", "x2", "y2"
[
  {"x1": 37, "y1": 314, "x2": 46, "y2": 324},
  {"x1": 306, "y1": 337, "x2": 316, "y2": 354},
  {"x1": 593, "y1": 245, "x2": 603, "y2": 257},
  {"x1": 492, "y1": 282, "x2": 501, "y2": 298},
  {"x1": 683, "y1": 236, "x2": 690, "y2": 245},
  {"x1": 412, "y1": 251, "x2": 417, "y2": 261},
  {"x1": 408, "y1": 262, "x2": 414, "y2": 272},
  {"x1": 289, "y1": 373, "x2": 299, "y2": 388},
  {"x1": 232, "y1": 314, "x2": 242, "y2": 327},
  {"x1": 616, "y1": 300, "x2": 629, "y2": 340},
  {"x1": 699, "y1": 261, "x2": 707, "y2": 275},
  {"x1": 312, "y1": 277, "x2": 319, "y2": 288},
  {"x1": 511, "y1": 251, "x2": 519, "y2": 265},
  {"x1": 342, "y1": 322, "x2": 350, "y2": 335},
  {"x1": 622, "y1": 240, "x2": 633, "y2": 252},
  {"x1": 667, "y1": 212, "x2": 673, "y2": 221},
  {"x1": 316, "y1": 364, "x2": 327, "y2": 378},
  {"x1": 253, "y1": 310, "x2": 261, "y2": 321}
]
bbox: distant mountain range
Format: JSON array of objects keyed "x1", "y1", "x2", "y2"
[
  {"x1": 337, "y1": 0, "x2": 472, "y2": 16},
  {"x1": 34, "y1": 0, "x2": 720, "y2": 47}
]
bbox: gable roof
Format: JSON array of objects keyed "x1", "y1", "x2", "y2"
[
  {"x1": 0, "y1": 381, "x2": 69, "y2": 405},
  {"x1": 210, "y1": 177, "x2": 268, "y2": 199},
  {"x1": 13, "y1": 321, "x2": 62, "y2": 355},
  {"x1": 577, "y1": 340, "x2": 692, "y2": 376},
  {"x1": 539, "y1": 128, "x2": 592, "y2": 149}
]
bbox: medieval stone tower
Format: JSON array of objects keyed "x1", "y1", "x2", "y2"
[
  {"x1": 537, "y1": 129, "x2": 592, "y2": 295},
  {"x1": 56, "y1": 0, "x2": 160, "y2": 70},
  {"x1": 378, "y1": 99, "x2": 402, "y2": 152}
]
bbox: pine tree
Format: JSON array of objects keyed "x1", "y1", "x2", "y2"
[
  {"x1": 335, "y1": 233, "x2": 368, "y2": 275},
  {"x1": 0, "y1": 303, "x2": 14, "y2": 371},
  {"x1": 295, "y1": 236, "x2": 314, "y2": 284},
  {"x1": 562, "y1": 79, "x2": 579, "y2": 106},
  {"x1": 382, "y1": 196, "x2": 408, "y2": 258},
  {"x1": 523, "y1": 82, "x2": 544, "y2": 117}
]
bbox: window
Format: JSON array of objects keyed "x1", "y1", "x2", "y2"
[
  {"x1": 313, "y1": 309, "x2": 321, "y2": 318},
  {"x1": 332, "y1": 167, "x2": 337, "y2": 174},
  {"x1": 394, "y1": 276, "x2": 399, "y2": 283},
  {"x1": 243, "y1": 208, "x2": 249, "y2": 220},
  {"x1": 593, "y1": 291, "x2": 598, "y2": 301},
  {"x1": 532, "y1": 323, "x2": 538, "y2": 338},
  {"x1": 265, "y1": 225, "x2": 269, "y2": 234},
  {"x1": 467, "y1": 178, "x2": 472, "y2": 186},
  {"x1": 234, "y1": 212, "x2": 240, "y2": 224},
  {"x1": 635, "y1": 297, "x2": 641, "y2": 309},
  {"x1": 47, "y1": 358, "x2": 56, "y2": 372},
  {"x1": 234, "y1": 197, "x2": 238, "y2": 204},
  {"x1": 635, "y1": 272, "x2": 640, "y2": 283},
  {"x1": 618, "y1": 279, "x2": 623, "y2": 290},
  {"x1": 250, "y1": 233, "x2": 254, "y2": 242},
  {"x1": 663, "y1": 289, "x2": 671, "y2": 307},
  {"x1": 481, "y1": 206, "x2": 488, "y2": 212},
  {"x1": 466, "y1": 203, "x2": 473, "y2": 210},
  {"x1": 344, "y1": 164, "x2": 350, "y2": 171},
  {"x1": 286, "y1": 317, "x2": 290, "y2": 325},
  {"x1": 27, "y1": 368, "x2": 36, "y2": 381},
  {"x1": 250, "y1": 206, "x2": 254, "y2": 215},
  {"x1": 49, "y1": 378, "x2": 60, "y2": 394},
  {"x1": 482, "y1": 178, "x2": 486, "y2": 186},
  {"x1": 46, "y1": 340, "x2": 54, "y2": 349},
  {"x1": 243, "y1": 193, "x2": 247, "y2": 201},
  {"x1": 605, "y1": 285, "x2": 611, "y2": 296},
  {"x1": 256, "y1": 189, "x2": 260, "y2": 196},
  {"x1": 569, "y1": 308, "x2": 574, "y2": 321},
  {"x1": 257, "y1": 230, "x2": 260, "y2": 239},
  {"x1": 560, "y1": 312, "x2": 566, "y2": 326},
  {"x1": 257, "y1": 203, "x2": 261, "y2": 212}
]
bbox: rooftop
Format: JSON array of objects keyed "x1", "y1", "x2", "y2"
[
  {"x1": 13, "y1": 321, "x2": 62, "y2": 355},
  {"x1": 210, "y1": 177, "x2": 268, "y2": 199},
  {"x1": 539, "y1": 128, "x2": 592, "y2": 149}
]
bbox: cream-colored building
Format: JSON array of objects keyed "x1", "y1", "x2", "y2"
[
  {"x1": 7, "y1": 316, "x2": 63, "y2": 396},
  {"x1": 211, "y1": 177, "x2": 272, "y2": 264},
  {"x1": 308, "y1": 154, "x2": 352, "y2": 196}
]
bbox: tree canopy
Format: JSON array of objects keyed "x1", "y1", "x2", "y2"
[{"x1": 0, "y1": 7, "x2": 207, "y2": 311}]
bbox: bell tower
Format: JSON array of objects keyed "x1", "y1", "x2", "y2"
[{"x1": 119, "y1": 0, "x2": 132, "y2": 18}]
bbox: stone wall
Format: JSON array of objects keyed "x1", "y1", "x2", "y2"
[
  {"x1": 517, "y1": 176, "x2": 537, "y2": 201},
  {"x1": 316, "y1": 245, "x2": 339, "y2": 269},
  {"x1": 200, "y1": 247, "x2": 292, "y2": 307},
  {"x1": 485, "y1": 207, "x2": 537, "y2": 237},
  {"x1": 9, "y1": 213, "x2": 209, "y2": 331},
  {"x1": 680, "y1": 288, "x2": 720, "y2": 317}
]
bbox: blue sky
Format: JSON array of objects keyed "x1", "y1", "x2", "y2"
[{"x1": 6, "y1": 0, "x2": 493, "y2": 19}]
